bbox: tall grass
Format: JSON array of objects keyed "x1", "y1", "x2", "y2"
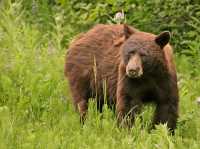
[{"x1": 0, "y1": 1, "x2": 200, "y2": 149}]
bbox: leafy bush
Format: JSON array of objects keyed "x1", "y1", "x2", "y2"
[{"x1": 19, "y1": 0, "x2": 200, "y2": 52}]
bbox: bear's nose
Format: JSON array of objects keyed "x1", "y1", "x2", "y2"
[
  {"x1": 129, "y1": 69, "x2": 138, "y2": 75},
  {"x1": 128, "y1": 67, "x2": 142, "y2": 78}
]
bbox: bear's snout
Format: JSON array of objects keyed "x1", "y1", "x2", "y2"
[{"x1": 126, "y1": 53, "x2": 143, "y2": 78}]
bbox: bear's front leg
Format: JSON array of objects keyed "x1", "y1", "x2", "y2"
[
  {"x1": 153, "y1": 79, "x2": 179, "y2": 133},
  {"x1": 116, "y1": 83, "x2": 132, "y2": 127},
  {"x1": 116, "y1": 93, "x2": 142, "y2": 128},
  {"x1": 116, "y1": 65, "x2": 142, "y2": 128}
]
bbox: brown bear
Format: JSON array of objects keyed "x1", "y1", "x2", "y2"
[{"x1": 64, "y1": 24, "x2": 179, "y2": 132}]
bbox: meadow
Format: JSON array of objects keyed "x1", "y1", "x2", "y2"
[{"x1": 0, "y1": 1, "x2": 200, "y2": 148}]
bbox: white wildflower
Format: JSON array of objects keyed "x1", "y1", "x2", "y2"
[{"x1": 114, "y1": 11, "x2": 125, "y2": 24}]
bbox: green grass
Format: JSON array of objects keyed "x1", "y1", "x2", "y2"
[{"x1": 0, "y1": 2, "x2": 200, "y2": 149}]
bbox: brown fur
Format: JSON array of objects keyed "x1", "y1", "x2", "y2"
[{"x1": 64, "y1": 24, "x2": 179, "y2": 132}]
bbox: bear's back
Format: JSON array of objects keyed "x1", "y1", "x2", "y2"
[
  {"x1": 65, "y1": 24, "x2": 129, "y2": 77},
  {"x1": 69, "y1": 24, "x2": 124, "y2": 52}
]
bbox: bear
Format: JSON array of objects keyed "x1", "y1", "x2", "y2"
[{"x1": 64, "y1": 24, "x2": 179, "y2": 132}]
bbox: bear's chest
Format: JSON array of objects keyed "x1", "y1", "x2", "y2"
[{"x1": 125, "y1": 77, "x2": 159, "y2": 102}]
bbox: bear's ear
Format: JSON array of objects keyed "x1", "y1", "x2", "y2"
[
  {"x1": 124, "y1": 24, "x2": 135, "y2": 39},
  {"x1": 155, "y1": 31, "x2": 171, "y2": 48}
]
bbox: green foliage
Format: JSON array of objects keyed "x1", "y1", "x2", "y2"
[
  {"x1": 50, "y1": 0, "x2": 200, "y2": 49},
  {"x1": 16, "y1": 0, "x2": 200, "y2": 54},
  {"x1": 0, "y1": 0, "x2": 200, "y2": 148}
]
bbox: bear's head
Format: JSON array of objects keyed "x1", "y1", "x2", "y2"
[{"x1": 121, "y1": 25, "x2": 170, "y2": 78}]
